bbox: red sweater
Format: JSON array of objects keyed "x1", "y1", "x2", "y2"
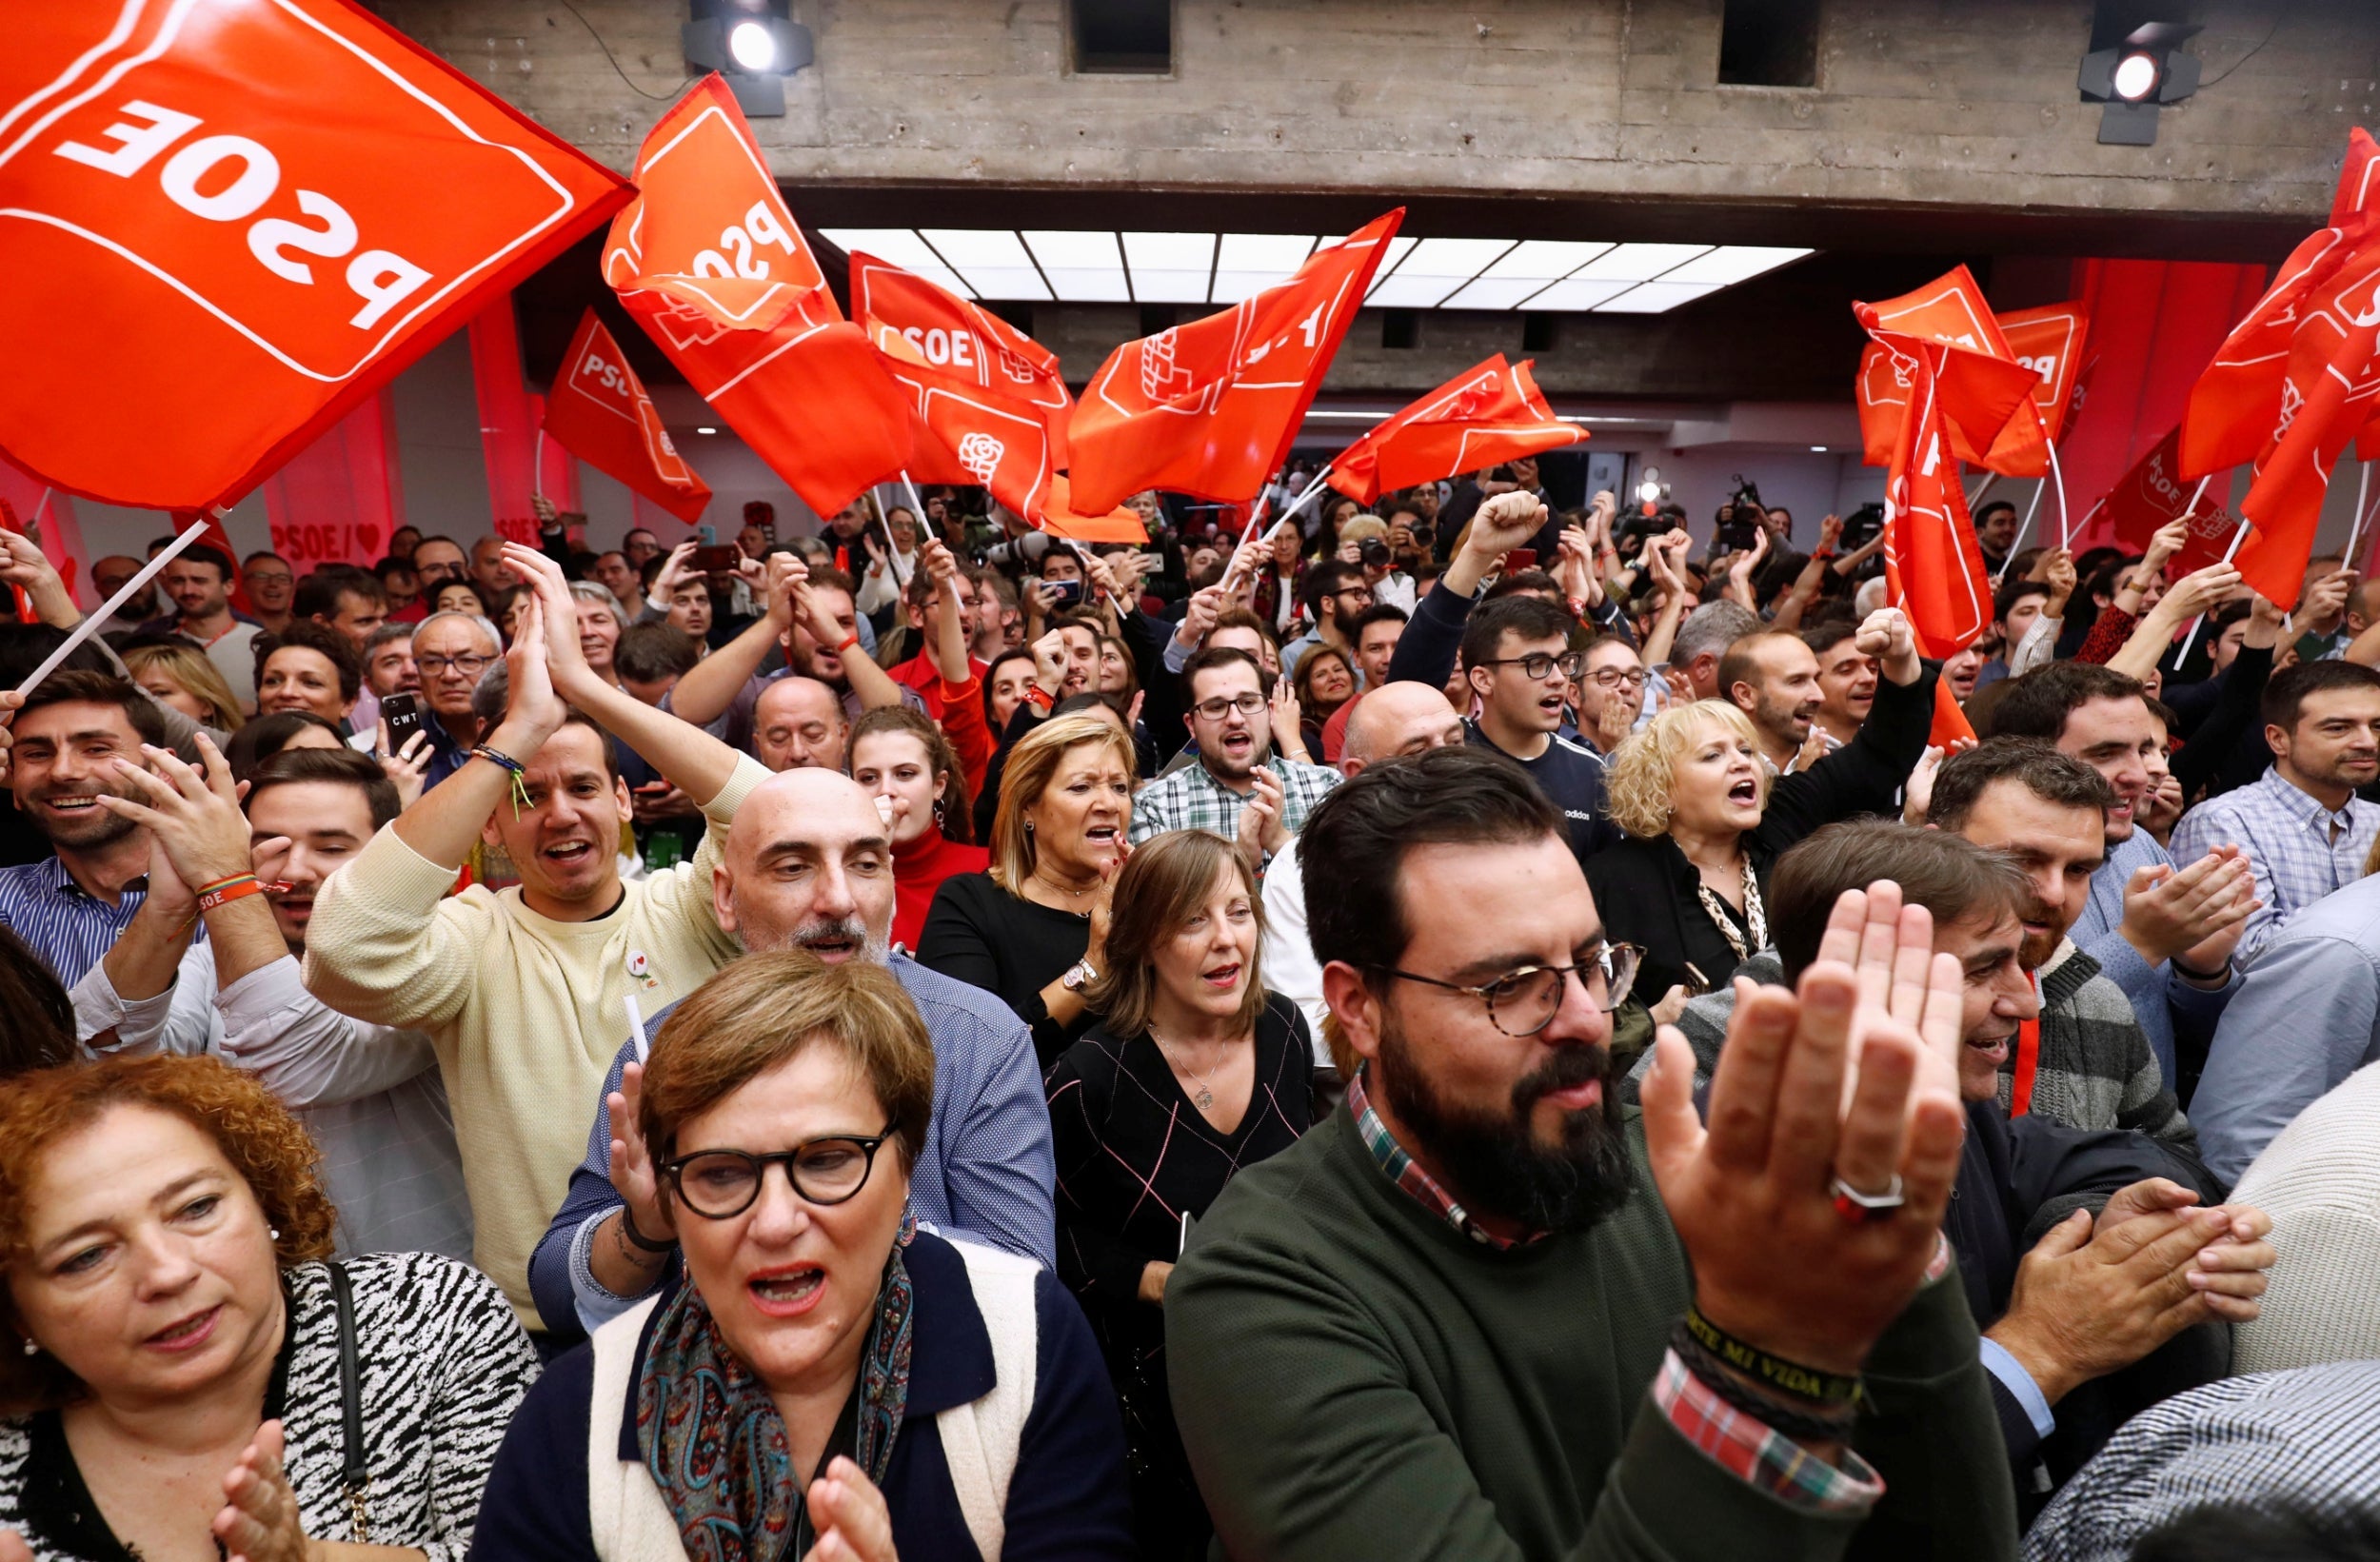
[{"x1": 892, "y1": 825, "x2": 989, "y2": 953}]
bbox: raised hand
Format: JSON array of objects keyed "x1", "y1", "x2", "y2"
[
  {"x1": 211, "y1": 1421, "x2": 311, "y2": 1562},
  {"x1": 764, "y1": 549, "x2": 811, "y2": 629},
  {"x1": 1460, "y1": 491, "x2": 1548, "y2": 566},
  {"x1": 1267, "y1": 681, "x2": 1306, "y2": 761},
  {"x1": 497, "y1": 588, "x2": 568, "y2": 747},
  {"x1": 801, "y1": 1456, "x2": 899, "y2": 1562},
  {"x1": 1236, "y1": 765, "x2": 1288, "y2": 862},
  {"x1": 607, "y1": 1059, "x2": 674, "y2": 1246},
  {"x1": 98, "y1": 735, "x2": 274, "y2": 893},
  {"x1": 1854, "y1": 604, "x2": 1923, "y2": 685},
  {"x1": 1029, "y1": 628, "x2": 1069, "y2": 699},
  {"x1": 1643, "y1": 885, "x2": 1967, "y2": 1376},
  {"x1": 2157, "y1": 563, "x2": 2245, "y2": 623},
  {"x1": 503, "y1": 543, "x2": 599, "y2": 699},
  {"x1": 2118, "y1": 847, "x2": 2257, "y2": 965},
  {"x1": 376, "y1": 722, "x2": 433, "y2": 812},
  {"x1": 651, "y1": 540, "x2": 702, "y2": 602}
]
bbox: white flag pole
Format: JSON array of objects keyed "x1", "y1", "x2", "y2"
[
  {"x1": 2346, "y1": 461, "x2": 2375, "y2": 575},
  {"x1": 13, "y1": 519, "x2": 212, "y2": 695},
  {"x1": 2173, "y1": 517, "x2": 2249, "y2": 666},
  {"x1": 533, "y1": 430, "x2": 545, "y2": 504},
  {"x1": 2048, "y1": 443, "x2": 2073, "y2": 551},
  {"x1": 1995, "y1": 479, "x2": 2047, "y2": 586},
  {"x1": 625, "y1": 992, "x2": 648, "y2": 1065}
]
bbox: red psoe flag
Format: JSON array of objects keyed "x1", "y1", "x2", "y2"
[
  {"x1": 1040, "y1": 476, "x2": 1149, "y2": 545},
  {"x1": 2182, "y1": 128, "x2": 2380, "y2": 481},
  {"x1": 1068, "y1": 211, "x2": 1405, "y2": 512},
  {"x1": 1992, "y1": 303, "x2": 2092, "y2": 473},
  {"x1": 0, "y1": 1, "x2": 629, "y2": 513},
  {"x1": 542, "y1": 310, "x2": 712, "y2": 524},
  {"x1": 2230, "y1": 247, "x2": 2380, "y2": 607},
  {"x1": 1325, "y1": 355, "x2": 1584, "y2": 506},
  {"x1": 851, "y1": 253, "x2": 1072, "y2": 523},
  {"x1": 2100, "y1": 425, "x2": 2237, "y2": 574},
  {"x1": 1875, "y1": 369, "x2": 1996, "y2": 661},
  {"x1": 603, "y1": 77, "x2": 911, "y2": 519},
  {"x1": 1854, "y1": 268, "x2": 2045, "y2": 475}
]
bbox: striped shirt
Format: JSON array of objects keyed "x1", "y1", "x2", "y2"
[
  {"x1": 2024, "y1": 1362, "x2": 2380, "y2": 1560},
  {"x1": 0, "y1": 855, "x2": 153, "y2": 987}
]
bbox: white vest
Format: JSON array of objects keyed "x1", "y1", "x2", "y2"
[{"x1": 585, "y1": 1239, "x2": 1041, "y2": 1562}]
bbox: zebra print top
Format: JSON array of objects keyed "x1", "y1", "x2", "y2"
[{"x1": 0, "y1": 1251, "x2": 539, "y2": 1562}]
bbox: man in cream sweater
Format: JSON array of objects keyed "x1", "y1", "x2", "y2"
[{"x1": 306, "y1": 545, "x2": 768, "y2": 1334}]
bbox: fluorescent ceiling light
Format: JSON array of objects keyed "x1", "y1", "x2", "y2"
[
  {"x1": 1520, "y1": 276, "x2": 1636, "y2": 311},
  {"x1": 1021, "y1": 229, "x2": 1129, "y2": 301},
  {"x1": 918, "y1": 228, "x2": 1052, "y2": 300},
  {"x1": 1121, "y1": 231, "x2": 1214, "y2": 304},
  {"x1": 1573, "y1": 243, "x2": 1715, "y2": 282},
  {"x1": 815, "y1": 228, "x2": 1816, "y2": 315},
  {"x1": 816, "y1": 227, "x2": 973, "y2": 296},
  {"x1": 1595, "y1": 281, "x2": 1723, "y2": 313},
  {"x1": 1211, "y1": 233, "x2": 1317, "y2": 303},
  {"x1": 1659, "y1": 246, "x2": 1815, "y2": 287}
]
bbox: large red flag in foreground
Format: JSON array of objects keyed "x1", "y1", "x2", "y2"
[
  {"x1": 1069, "y1": 212, "x2": 1404, "y2": 512},
  {"x1": 1325, "y1": 355, "x2": 1583, "y2": 506},
  {"x1": 603, "y1": 77, "x2": 911, "y2": 519},
  {"x1": 0, "y1": 0, "x2": 629, "y2": 512},
  {"x1": 542, "y1": 310, "x2": 712, "y2": 524},
  {"x1": 851, "y1": 253, "x2": 1073, "y2": 524}
]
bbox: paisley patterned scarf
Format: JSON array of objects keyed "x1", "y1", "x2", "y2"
[{"x1": 636, "y1": 1216, "x2": 919, "y2": 1562}]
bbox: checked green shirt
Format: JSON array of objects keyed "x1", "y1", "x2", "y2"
[{"x1": 1127, "y1": 754, "x2": 1342, "y2": 847}]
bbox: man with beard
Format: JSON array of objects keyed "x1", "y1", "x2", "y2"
[
  {"x1": 522, "y1": 767, "x2": 1055, "y2": 1342},
  {"x1": 66, "y1": 744, "x2": 470, "y2": 1260},
  {"x1": 0, "y1": 671, "x2": 170, "y2": 986},
  {"x1": 1720, "y1": 628, "x2": 1831, "y2": 773},
  {"x1": 1128, "y1": 647, "x2": 1340, "y2": 854},
  {"x1": 140, "y1": 543, "x2": 262, "y2": 715},
  {"x1": 1925, "y1": 741, "x2": 2195, "y2": 1149},
  {"x1": 665, "y1": 556, "x2": 922, "y2": 742},
  {"x1": 304, "y1": 546, "x2": 771, "y2": 1335},
  {"x1": 1169, "y1": 745, "x2": 2017, "y2": 1559},
  {"x1": 1280, "y1": 559, "x2": 1374, "y2": 680},
  {"x1": 2171, "y1": 660, "x2": 2380, "y2": 966},
  {"x1": 1988, "y1": 662, "x2": 2250, "y2": 1089},
  {"x1": 1975, "y1": 500, "x2": 2021, "y2": 577}
]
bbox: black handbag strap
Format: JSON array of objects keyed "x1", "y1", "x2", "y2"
[{"x1": 325, "y1": 1260, "x2": 370, "y2": 1541}]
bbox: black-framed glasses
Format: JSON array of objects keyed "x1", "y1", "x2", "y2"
[
  {"x1": 660, "y1": 1122, "x2": 898, "y2": 1218},
  {"x1": 1587, "y1": 667, "x2": 1650, "y2": 690},
  {"x1": 416, "y1": 653, "x2": 493, "y2": 678},
  {"x1": 1476, "y1": 651, "x2": 1586, "y2": 683},
  {"x1": 1193, "y1": 692, "x2": 1268, "y2": 721},
  {"x1": 1379, "y1": 943, "x2": 1642, "y2": 1036}
]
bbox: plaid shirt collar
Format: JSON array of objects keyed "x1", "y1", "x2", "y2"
[
  {"x1": 2255, "y1": 761, "x2": 2363, "y2": 834},
  {"x1": 1346, "y1": 1067, "x2": 1549, "y2": 1251}
]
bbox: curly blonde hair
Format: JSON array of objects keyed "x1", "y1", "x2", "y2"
[
  {"x1": 1601, "y1": 700, "x2": 1771, "y2": 840},
  {"x1": 0, "y1": 1055, "x2": 336, "y2": 1413}
]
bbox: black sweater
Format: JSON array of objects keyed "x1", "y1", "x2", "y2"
[
  {"x1": 917, "y1": 871, "x2": 1095, "y2": 1066},
  {"x1": 1588, "y1": 664, "x2": 1939, "y2": 1001}
]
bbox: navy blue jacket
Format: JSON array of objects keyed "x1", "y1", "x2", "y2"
[{"x1": 471, "y1": 1231, "x2": 1134, "y2": 1561}]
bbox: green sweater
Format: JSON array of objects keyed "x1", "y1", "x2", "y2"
[{"x1": 1165, "y1": 1107, "x2": 2017, "y2": 1562}]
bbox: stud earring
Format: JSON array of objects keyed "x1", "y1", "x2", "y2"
[
  {"x1": 21, "y1": 1339, "x2": 35, "y2": 1357},
  {"x1": 269, "y1": 1228, "x2": 282, "y2": 1240}
]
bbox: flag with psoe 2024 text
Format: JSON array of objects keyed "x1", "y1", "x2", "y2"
[{"x1": 0, "y1": 0, "x2": 630, "y2": 512}]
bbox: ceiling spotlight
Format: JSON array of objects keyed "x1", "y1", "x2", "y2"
[
  {"x1": 684, "y1": 0, "x2": 813, "y2": 118},
  {"x1": 697, "y1": 425, "x2": 719, "y2": 435},
  {"x1": 2079, "y1": 22, "x2": 2202, "y2": 146},
  {"x1": 1810, "y1": 445, "x2": 1828, "y2": 453}
]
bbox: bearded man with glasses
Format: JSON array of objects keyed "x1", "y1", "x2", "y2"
[
  {"x1": 1166, "y1": 744, "x2": 2018, "y2": 1560},
  {"x1": 1128, "y1": 646, "x2": 1341, "y2": 864},
  {"x1": 1458, "y1": 593, "x2": 1622, "y2": 864}
]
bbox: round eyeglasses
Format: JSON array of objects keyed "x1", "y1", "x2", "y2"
[
  {"x1": 660, "y1": 1123, "x2": 898, "y2": 1218},
  {"x1": 1379, "y1": 943, "x2": 1643, "y2": 1036}
]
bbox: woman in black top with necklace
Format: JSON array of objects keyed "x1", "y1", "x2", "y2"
[
  {"x1": 920, "y1": 713, "x2": 1138, "y2": 1065},
  {"x1": 1044, "y1": 830, "x2": 1313, "y2": 1562}
]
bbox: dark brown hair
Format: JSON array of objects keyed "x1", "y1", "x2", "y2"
[
  {"x1": 1770, "y1": 821, "x2": 2029, "y2": 981},
  {"x1": 849, "y1": 705, "x2": 975, "y2": 846},
  {"x1": 1085, "y1": 830, "x2": 1266, "y2": 1038}
]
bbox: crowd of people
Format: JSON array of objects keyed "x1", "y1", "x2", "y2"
[{"x1": 0, "y1": 461, "x2": 2375, "y2": 1561}]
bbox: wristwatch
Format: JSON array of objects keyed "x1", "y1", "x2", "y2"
[{"x1": 1061, "y1": 958, "x2": 1099, "y2": 992}]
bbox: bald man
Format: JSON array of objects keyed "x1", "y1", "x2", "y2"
[
  {"x1": 527, "y1": 767, "x2": 1056, "y2": 1340},
  {"x1": 751, "y1": 673, "x2": 848, "y2": 773},
  {"x1": 1260, "y1": 682, "x2": 1471, "y2": 1094}
]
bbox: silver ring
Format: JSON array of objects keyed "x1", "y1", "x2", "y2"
[{"x1": 1830, "y1": 1174, "x2": 1906, "y2": 1223}]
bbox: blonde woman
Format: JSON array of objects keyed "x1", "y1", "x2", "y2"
[
  {"x1": 918, "y1": 713, "x2": 1136, "y2": 1064},
  {"x1": 121, "y1": 640, "x2": 242, "y2": 732}
]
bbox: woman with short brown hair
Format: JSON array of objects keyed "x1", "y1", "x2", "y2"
[
  {"x1": 476, "y1": 951, "x2": 1133, "y2": 1561},
  {"x1": 1045, "y1": 831, "x2": 1312, "y2": 1559},
  {"x1": 0, "y1": 1054, "x2": 534, "y2": 1561}
]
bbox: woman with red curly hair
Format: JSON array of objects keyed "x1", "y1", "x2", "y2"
[{"x1": 0, "y1": 1055, "x2": 536, "y2": 1562}]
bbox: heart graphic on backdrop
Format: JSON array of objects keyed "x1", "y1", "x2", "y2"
[{"x1": 355, "y1": 524, "x2": 381, "y2": 558}]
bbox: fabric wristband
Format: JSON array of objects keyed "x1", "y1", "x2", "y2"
[
  {"x1": 1680, "y1": 1307, "x2": 1864, "y2": 1408},
  {"x1": 1671, "y1": 1321, "x2": 1861, "y2": 1442},
  {"x1": 618, "y1": 1207, "x2": 676, "y2": 1255},
  {"x1": 470, "y1": 744, "x2": 534, "y2": 819},
  {"x1": 1024, "y1": 685, "x2": 1055, "y2": 711},
  {"x1": 196, "y1": 876, "x2": 270, "y2": 914},
  {"x1": 834, "y1": 631, "x2": 862, "y2": 653}
]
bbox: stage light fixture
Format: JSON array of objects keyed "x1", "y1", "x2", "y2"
[
  {"x1": 684, "y1": 0, "x2": 812, "y2": 117},
  {"x1": 1636, "y1": 466, "x2": 1665, "y2": 506},
  {"x1": 2078, "y1": 21, "x2": 2201, "y2": 146}
]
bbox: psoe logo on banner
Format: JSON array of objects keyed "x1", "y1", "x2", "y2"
[{"x1": 1, "y1": 3, "x2": 593, "y2": 385}]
